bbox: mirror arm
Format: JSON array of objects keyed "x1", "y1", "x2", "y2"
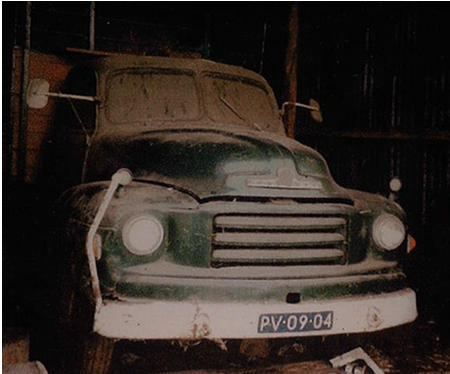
[
  {"x1": 280, "y1": 101, "x2": 319, "y2": 116},
  {"x1": 44, "y1": 92, "x2": 99, "y2": 102}
]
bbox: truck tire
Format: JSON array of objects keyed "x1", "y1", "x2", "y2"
[
  {"x1": 78, "y1": 333, "x2": 116, "y2": 374},
  {"x1": 56, "y1": 226, "x2": 116, "y2": 374}
]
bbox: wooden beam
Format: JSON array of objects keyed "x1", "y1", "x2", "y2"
[
  {"x1": 66, "y1": 47, "x2": 130, "y2": 57},
  {"x1": 284, "y1": 3, "x2": 299, "y2": 139},
  {"x1": 17, "y1": 1, "x2": 32, "y2": 182},
  {"x1": 66, "y1": 47, "x2": 202, "y2": 59},
  {"x1": 89, "y1": 1, "x2": 95, "y2": 51}
]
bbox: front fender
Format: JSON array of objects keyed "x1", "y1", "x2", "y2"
[{"x1": 59, "y1": 181, "x2": 199, "y2": 228}]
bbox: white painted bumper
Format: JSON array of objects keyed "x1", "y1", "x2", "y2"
[{"x1": 94, "y1": 288, "x2": 417, "y2": 340}]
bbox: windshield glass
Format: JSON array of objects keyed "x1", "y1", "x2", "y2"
[
  {"x1": 106, "y1": 70, "x2": 200, "y2": 123},
  {"x1": 204, "y1": 73, "x2": 281, "y2": 133}
]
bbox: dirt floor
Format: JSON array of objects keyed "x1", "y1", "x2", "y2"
[{"x1": 105, "y1": 319, "x2": 450, "y2": 374}]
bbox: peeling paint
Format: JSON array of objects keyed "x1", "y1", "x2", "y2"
[{"x1": 190, "y1": 302, "x2": 212, "y2": 340}]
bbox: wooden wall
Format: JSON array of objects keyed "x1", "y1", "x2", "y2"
[{"x1": 10, "y1": 49, "x2": 72, "y2": 183}]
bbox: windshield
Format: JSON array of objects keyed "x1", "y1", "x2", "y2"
[
  {"x1": 105, "y1": 69, "x2": 282, "y2": 134},
  {"x1": 106, "y1": 70, "x2": 200, "y2": 123},
  {"x1": 204, "y1": 73, "x2": 281, "y2": 133}
]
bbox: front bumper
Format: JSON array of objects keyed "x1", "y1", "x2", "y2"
[{"x1": 94, "y1": 288, "x2": 417, "y2": 340}]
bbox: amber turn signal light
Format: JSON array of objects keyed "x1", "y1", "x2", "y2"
[{"x1": 407, "y1": 234, "x2": 417, "y2": 253}]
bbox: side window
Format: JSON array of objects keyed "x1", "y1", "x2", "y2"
[{"x1": 44, "y1": 68, "x2": 97, "y2": 191}]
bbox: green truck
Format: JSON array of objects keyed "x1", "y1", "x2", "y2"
[{"x1": 29, "y1": 55, "x2": 417, "y2": 353}]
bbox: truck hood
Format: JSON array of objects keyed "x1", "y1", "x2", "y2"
[{"x1": 85, "y1": 127, "x2": 351, "y2": 201}]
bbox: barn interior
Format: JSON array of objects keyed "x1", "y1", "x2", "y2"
[{"x1": 3, "y1": 2, "x2": 450, "y2": 374}]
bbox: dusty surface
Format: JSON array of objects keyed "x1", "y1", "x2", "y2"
[{"x1": 103, "y1": 320, "x2": 450, "y2": 374}]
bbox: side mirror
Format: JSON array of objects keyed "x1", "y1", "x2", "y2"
[
  {"x1": 27, "y1": 79, "x2": 50, "y2": 109},
  {"x1": 281, "y1": 98, "x2": 323, "y2": 123},
  {"x1": 26, "y1": 78, "x2": 98, "y2": 109}
]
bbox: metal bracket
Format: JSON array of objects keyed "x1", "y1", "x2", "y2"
[
  {"x1": 281, "y1": 99, "x2": 323, "y2": 123},
  {"x1": 86, "y1": 169, "x2": 133, "y2": 314}
]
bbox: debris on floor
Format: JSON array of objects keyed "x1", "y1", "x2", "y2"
[
  {"x1": 151, "y1": 361, "x2": 341, "y2": 374},
  {"x1": 2, "y1": 328, "x2": 30, "y2": 366},
  {"x1": 239, "y1": 339, "x2": 270, "y2": 361},
  {"x1": 2, "y1": 362, "x2": 49, "y2": 374},
  {"x1": 330, "y1": 347, "x2": 385, "y2": 374}
]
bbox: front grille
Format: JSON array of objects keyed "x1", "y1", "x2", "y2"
[{"x1": 211, "y1": 214, "x2": 348, "y2": 267}]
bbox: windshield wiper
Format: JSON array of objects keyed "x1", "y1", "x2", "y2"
[{"x1": 219, "y1": 96, "x2": 261, "y2": 131}]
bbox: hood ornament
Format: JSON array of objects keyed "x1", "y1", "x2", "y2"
[{"x1": 247, "y1": 167, "x2": 322, "y2": 190}]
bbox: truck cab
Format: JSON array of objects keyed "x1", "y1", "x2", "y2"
[{"x1": 36, "y1": 56, "x2": 417, "y2": 343}]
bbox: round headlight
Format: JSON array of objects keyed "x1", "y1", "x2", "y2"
[
  {"x1": 122, "y1": 215, "x2": 164, "y2": 256},
  {"x1": 372, "y1": 214, "x2": 406, "y2": 251}
]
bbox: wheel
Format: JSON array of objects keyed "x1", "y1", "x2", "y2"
[
  {"x1": 78, "y1": 333, "x2": 116, "y2": 374},
  {"x1": 55, "y1": 225, "x2": 116, "y2": 374}
]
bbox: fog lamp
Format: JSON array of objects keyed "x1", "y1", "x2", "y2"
[
  {"x1": 122, "y1": 215, "x2": 164, "y2": 256},
  {"x1": 372, "y1": 214, "x2": 405, "y2": 251}
]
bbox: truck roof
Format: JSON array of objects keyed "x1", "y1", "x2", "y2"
[{"x1": 89, "y1": 55, "x2": 267, "y2": 84}]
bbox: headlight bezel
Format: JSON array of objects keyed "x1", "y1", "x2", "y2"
[
  {"x1": 122, "y1": 214, "x2": 165, "y2": 256},
  {"x1": 372, "y1": 213, "x2": 406, "y2": 251}
]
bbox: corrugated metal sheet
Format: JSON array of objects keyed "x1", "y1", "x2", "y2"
[{"x1": 293, "y1": 7, "x2": 449, "y2": 248}]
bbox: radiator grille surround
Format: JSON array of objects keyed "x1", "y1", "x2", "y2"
[{"x1": 211, "y1": 214, "x2": 348, "y2": 267}]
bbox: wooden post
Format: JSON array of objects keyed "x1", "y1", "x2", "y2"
[
  {"x1": 89, "y1": 2, "x2": 95, "y2": 51},
  {"x1": 284, "y1": 3, "x2": 299, "y2": 139},
  {"x1": 18, "y1": 1, "x2": 32, "y2": 182}
]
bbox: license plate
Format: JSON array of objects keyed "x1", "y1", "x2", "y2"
[{"x1": 258, "y1": 311, "x2": 334, "y2": 333}]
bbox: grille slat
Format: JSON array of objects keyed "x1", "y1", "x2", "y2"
[
  {"x1": 212, "y1": 249, "x2": 345, "y2": 261},
  {"x1": 215, "y1": 216, "x2": 346, "y2": 230},
  {"x1": 211, "y1": 213, "x2": 348, "y2": 267},
  {"x1": 213, "y1": 232, "x2": 345, "y2": 246}
]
